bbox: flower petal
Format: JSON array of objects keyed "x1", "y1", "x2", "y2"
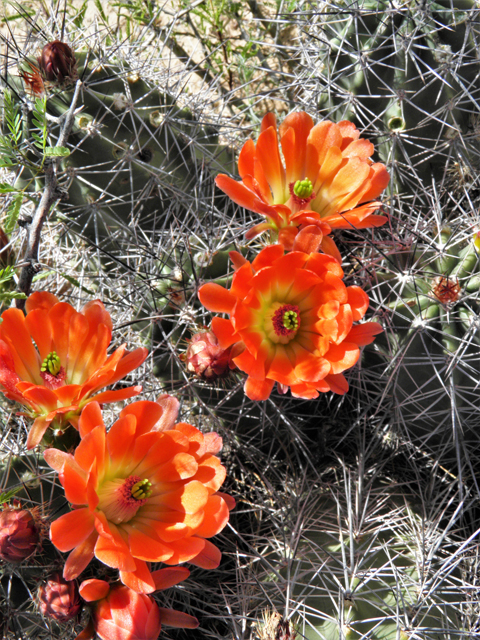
[
  {"x1": 155, "y1": 394, "x2": 180, "y2": 431},
  {"x1": 78, "y1": 401, "x2": 104, "y2": 438},
  {"x1": 194, "y1": 495, "x2": 230, "y2": 538},
  {"x1": 198, "y1": 283, "x2": 236, "y2": 314},
  {"x1": 94, "y1": 521, "x2": 136, "y2": 572},
  {"x1": 120, "y1": 400, "x2": 164, "y2": 436},
  {"x1": 210, "y1": 317, "x2": 238, "y2": 349},
  {"x1": 244, "y1": 376, "x2": 275, "y2": 401},
  {"x1": 79, "y1": 579, "x2": 110, "y2": 602},
  {"x1": 152, "y1": 567, "x2": 190, "y2": 591},
  {"x1": 119, "y1": 559, "x2": 156, "y2": 594},
  {"x1": 162, "y1": 537, "x2": 206, "y2": 565},
  {"x1": 127, "y1": 527, "x2": 176, "y2": 562},
  {"x1": 50, "y1": 508, "x2": 95, "y2": 552},
  {"x1": 159, "y1": 480, "x2": 209, "y2": 515},
  {"x1": 346, "y1": 322, "x2": 383, "y2": 346},
  {"x1": 63, "y1": 529, "x2": 98, "y2": 580},
  {"x1": 188, "y1": 539, "x2": 222, "y2": 569},
  {"x1": 158, "y1": 609, "x2": 199, "y2": 629}
]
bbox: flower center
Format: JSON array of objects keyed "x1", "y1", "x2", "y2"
[
  {"x1": 293, "y1": 178, "x2": 313, "y2": 199},
  {"x1": 97, "y1": 475, "x2": 151, "y2": 525},
  {"x1": 289, "y1": 179, "x2": 316, "y2": 208},
  {"x1": 264, "y1": 303, "x2": 301, "y2": 344},
  {"x1": 41, "y1": 352, "x2": 61, "y2": 376},
  {"x1": 40, "y1": 352, "x2": 66, "y2": 390}
]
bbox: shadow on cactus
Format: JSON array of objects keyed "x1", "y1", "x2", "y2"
[{"x1": 255, "y1": 460, "x2": 474, "y2": 640}]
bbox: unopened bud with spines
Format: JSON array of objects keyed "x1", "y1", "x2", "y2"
[
  {"x1": 38, "y1": 573, "x2": 81, "y2": 622},
  {"x1": 0, "y1": 505, "x2": 40, "y2": 563},
  {"x1": 185, "y1": 331, "x2": 236, "y2": 381}
]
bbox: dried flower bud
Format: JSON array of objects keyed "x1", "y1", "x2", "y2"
[
  {"x1": 38, "y1": 41, "x2": 77, "y2": 84},
  {"x1": 20, "y1": 61, "x2": 45, "y2": 96},
  {"x1": 185, "y1": 331, "x2": 235, "y2": 381},
  {"x1": 0, "y1": 506, "x2": 39, "y2": 563},
  {"x1": 38, "y1": 573, "x2": 81, "y2": 622}
]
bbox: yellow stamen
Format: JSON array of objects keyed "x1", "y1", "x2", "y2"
[
  {"x1": 283, "y1": 309, "x2": 299, "y2": 331},
  {"x1": 131, "y1": 479, "x2": 152, "y2": 500},
  {"x1": 41, "y1": 352, "x2": 62, "y2": 376},
  {"x1": 293, "y1": 178, "x2": 313, "y2": 199}
]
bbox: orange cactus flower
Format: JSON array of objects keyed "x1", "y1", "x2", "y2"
[
  {"x1": 198, "y1": 245, "x2": 382, "y2": 400},
  {"x1": 78, "y1": 570, "x2": 198, "y2": 640},
  {"x1": 215, "y1": 112, "x2": 390, "y2": 262},
  {"x1": 0, "y1": 292, "x2": 148, "y2": 449},
  {"x1": 44, "y1": 396, "x2": 234, "y2": 594}
]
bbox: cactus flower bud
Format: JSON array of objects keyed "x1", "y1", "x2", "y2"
[
  {"x1": 38, "y1": 573, "x2": 81, "y2": 622},
  {"x1": 432, "y1": 276, "x2": 461, "y2": 304},
  {"x1": 0, "y1": 506, "x2": 39, "y2": 563},
  {"x1": 38, "y1": 41, "x2": 77, "y2": 84},
  {"x1": 185, "y1": 330, "x2": 235, "y2": 381},
  {"x1": 93, "y1": 585, "x2": 161, "y2": 640}
]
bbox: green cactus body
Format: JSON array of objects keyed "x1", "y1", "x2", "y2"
[
  {"x1": 9, "y1": 50, "x2": 233, "y2": 242},
  {"x1": 311, "y1": 0, "x2": 479, "y2": 189},
  {"x1": 259, "y1": 473, "x2": 466, "y2": 640},
  {"x1": 372, "y1": 228, "x2": 480, "y2": 459}
]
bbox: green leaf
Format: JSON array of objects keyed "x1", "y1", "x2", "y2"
[
  {"x1": 4, "y1": 192, "x2": 22, "y2": 235},
  {"x1": 73, "y1": 0, "x2": 88, "y2": 27},
  {"x1": 0, "y1": 487, "x2": 21, "y2": 503},
  {"x1": 61, "y1": 273, "x2": 96, "y2": 296},
  {"x1": 32, "y1": 269, "x2": 55, "y2": 283},
  {"x1": 0, "y1": 291, "x2": 27, "y2": 302},
  {"x1": 44, "y1": 146, "x2": 70, "y2": 157},
  {"x1": 94, "y1": 0, "x2": 108, "y2": 22},
  {"x1": 0, "y1": 183, "x2": 17, "y2": 193}
]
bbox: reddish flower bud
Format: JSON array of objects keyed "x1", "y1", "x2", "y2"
[
  {"x1": 38, "y1": 41, "x2": 77, "y2": 84},
  {"x1": 185, "y1": 331, "x2": 235, "y2": 381},
  {"x1": 93, "y1": 585, "x2": 161, "y2": 640},
  {"x1": 0, "y1": 506, "x2": 39, "y2": 563},
  {"x1": 38, "y1": 573, "x2": 81, "y2": 622}
]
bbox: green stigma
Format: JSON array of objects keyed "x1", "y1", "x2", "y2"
[
  {"x1": 131, "y1": 479, "x2": 152, "y2": 501},
  {"x1": 41, "y1": 352, "x2": 62, "y2": 376},
  {"x1": 283, "y1": 310, "x2": 299, "y2": 331},
  {"x1": 293, "y1": 178, "x2": 313, "y2": 199}
]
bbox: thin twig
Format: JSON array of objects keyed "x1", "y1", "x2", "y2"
[{"x1": 15, "y1": 79, "x2": 82, "y2": 310}]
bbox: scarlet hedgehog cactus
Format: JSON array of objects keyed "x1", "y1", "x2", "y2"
[
  {"x1": 0, "y1": 291, "x2": 147, "y2": 449},
  {"x1": 44, "y1": 395, "x2": 234, "y2": 594},
  {"x1": 216, "y1": 111, "x2": 389, "y2": 262},
  {"x1": 199, "y1": 245, "x2": 382, "y2": 400},
  {"x1": 78, "y1": 570, "x2": 198, "y2": 640}
]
